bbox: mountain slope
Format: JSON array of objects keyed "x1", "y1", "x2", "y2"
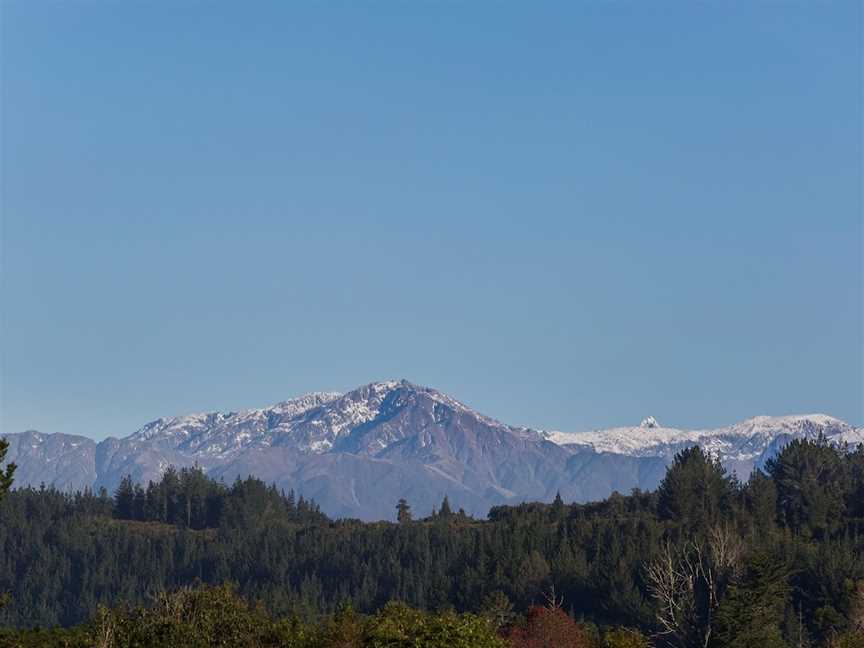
[
  {"x1": 4, "y1": 431, "x2": 98, "y2": 491},
  {"x1": 2, "y1": 380, "x2": 860, "y2": 519},
  {"x1": 543, "y1": 413, "x2": 858, "y2": 477}
]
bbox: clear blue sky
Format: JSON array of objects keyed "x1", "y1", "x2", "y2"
[{"x1": 1, "y1": 2, "x2": 861, "y2": 440}]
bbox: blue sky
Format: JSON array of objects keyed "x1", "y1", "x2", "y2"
[{"x1": 1, "y1": 2, "x2": 861, "y2": 440}]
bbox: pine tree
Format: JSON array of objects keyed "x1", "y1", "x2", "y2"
[
  {"x1": 0, "y1": 437, "x2": 16, "y2": 500},
  {"x1": 114, "y1": 475, "x2": 136, "y2": 519},
  {"x1": 0, "y1": 438, "x2": 15, "y2": 610},
  {"x1": 552, "y1": 491, "x2": 566, "y2": 519},
  {"x1": 712, "y1": 551, "x2": 791, "y2": 647},
  {"x1": 657, "y1": 446, "x2": 732, "y2": 532},
  {"x1": 132, "y1": 484, "x2": 146, "y2": 521},
  {"x1": 396, "y1": 498, "x2": 412, "y2": 523},
  {"x1": 439, "y1": 495, "x2": 453, "y2": 518},
  {"x1": 766, "y1": 435, "x2": 848, "y2": 538}
]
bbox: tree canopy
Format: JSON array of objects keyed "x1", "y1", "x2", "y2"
[{"x1": 0, "y1": 437, "x2": 862, "y2": 647}]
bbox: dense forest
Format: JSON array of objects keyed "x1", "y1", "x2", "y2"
[{"x1": 0, "y1": 435, "x2": 863, "y2": 647}]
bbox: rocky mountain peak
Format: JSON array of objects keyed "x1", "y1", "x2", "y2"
[{"x1": 3, "y1": 383, "x2": 860, "y2": 521}]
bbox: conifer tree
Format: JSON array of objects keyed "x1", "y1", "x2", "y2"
[
  {"x1": 396, "y1": 498, "x2": 412, "y2": 523},
  {"x1": 552, "y1": 491, "x2": 566, "y2": 519},
  {"x1": 0, "y1": 438, "x2": 15, "y2": 500},
  {"x1": 439, "y1": 495, "x2": 452, "y2": 518},
  {"x1": 766, "y1": 435, "x2": 848, "y2": 538},
  {"x1": 657, "y1": 446, "x2": 732, "y2": 532},
  {"x1": 712, "y1": 551, "x2": 791, "y2": 647},
  {"x1": 114, "y1": 475, "x2": 135, "y2": 519}
]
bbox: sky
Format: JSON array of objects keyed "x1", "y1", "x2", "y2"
[{"x1": 1, "y1": 2, "x2": 862, "y2": 441}]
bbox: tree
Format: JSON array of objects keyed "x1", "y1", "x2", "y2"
[
  {"x1": 551, "y1": 492, "x2": 566, "y2": 519},
  {"x1": 365, "y1": 601, "x2": 506, "y2": 648},
  {"x1": 646, "y1": 525, "x2": 743, "y2": 648},
  {"x1": 0, "y1": 437, "x2": 13, "y2": 610},
  {"x1": 504, "y1": 606, "x2": 591, "y2": 648},
  {"x1": 439, "y1": 495, "x2": 453, "y2": 518},
  {"x1": 712, "y1": 551, "x2": 791, "y2": 648},
  {"x1": 515, "y1": 551, "x2": 551, "y2": 605},
  {"x1": 396, "y1": 498, "x2": 412, "y2": 524},
  {"x1": 657, "y1": 446, "x2": 732, "y2": 532},
  {"x1": 0, "y1": 437, "x2": 16, "y2": 500},
  {"x1": 114, "y1": 475, "x2": 135, "y2": 520},
  {"x1": 603, "y1": 627, "x2": 653, "y2": 648},
  {"x1": 645, "y1": 539, "x2": 699, "y2": 647},
  {"x1": 766, "y1": 435, "x2": 848, "y2": 538},
  {"x1": 848, "y1": 581, "x2": 864, "y2": 634},
  {"x1": 743, "y1": 469, "x2": 777, "y2": 536},
  {"x1": 480, "y1": 591, "x2": 515, "y2": 630}
]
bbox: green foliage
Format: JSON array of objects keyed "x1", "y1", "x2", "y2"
[
  {"x1": 828, "y1": 631, "x2": 864, "y2": 648},
  {"x1": 712, "y1": 551, "x2": 791, "y2": 647},
  {"x1": 439, "y1": 495, "x2": 453, "y2": 518},
  {"x1": 395, "y1": 498, "x2": 412, "y2": 524},
  {"x1": 766, "y1": 435, "x2": 848, "y2": 538},
  {"x1": 364, "y1": 601, "x2": 506, "y2": 648},
  {"x1": 657, "y1": 446, "x2": 732, "y2": 532},
  {"x1": 0, "y1": 438, "x2": 15, "y2": 500},
  {"x1": 0, "y1": 437, "x2": 861, "y2": 648},
  {"x1": 91, "y1": 583, "x2": 277, "y2": 647},
  {"x1": 480, "y1": 591, "x2": 516, "y2": 630},
  {"x1": 0, "y1": 587, "x2": 507, "y2": 647},
  {"x1": 112, "y1": 465, "x2": 326, "y2": 529},
  {"x1": 0, "y1": 438, "x2": 14, "y2": 613},
  {"x1": 603, "y1": 626, "x2": 653, "y2": 648}
]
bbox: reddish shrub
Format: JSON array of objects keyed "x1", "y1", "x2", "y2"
[{"x1": 503, "y1": 606, "x2": 591, "y2": 648}]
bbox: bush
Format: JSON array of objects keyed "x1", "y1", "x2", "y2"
[
  {"x1": 604, "y1": 627, "x2": 652, "y2": 648},
  {"x1": 503, "y1": 606, "x2": 592, "y2": 648}
]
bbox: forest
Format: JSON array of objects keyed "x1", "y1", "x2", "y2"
[{"x1": 0, "y1": 435, "x2": 863, "y2": 647}]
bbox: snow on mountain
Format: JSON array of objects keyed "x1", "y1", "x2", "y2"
[
  {"x1": 541, "y1": 413, "x2": 858, "y2": 477},
  {"x1": 837, "y1": 426, "x2": 864, "y2": 446},
  {"x1": 543, "y1": 423, "x2": 698, "y2": 455},
  {"x1": 3, "y1": 380, "x2": 861, "y2": 520},
  {"x1": 124, "y1": 391, "x2": 344, "y2": 459}
]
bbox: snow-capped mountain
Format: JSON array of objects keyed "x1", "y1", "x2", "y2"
[
  {"x1": 3, "y1": 380, "x2": 861, "y2": 520},
  {"x1": 543, "y1": 413, "x2": 859, "y2": 478}
]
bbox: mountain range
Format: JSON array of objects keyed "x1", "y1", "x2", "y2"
[{"x1": 4, "y1": 379, "x2": 862, "y2": 520}]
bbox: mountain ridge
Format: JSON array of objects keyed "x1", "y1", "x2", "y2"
[{"x1": 3, "y1": 379, "x2": 861, "y2": 520}]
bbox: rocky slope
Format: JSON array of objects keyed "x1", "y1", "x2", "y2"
[{"x1": 3, "y1": 380, "x2": 861, "y2": 519}]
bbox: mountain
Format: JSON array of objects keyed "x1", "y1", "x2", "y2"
[
  {"x1": 3, "y1": 380, "x2": 861, "y2": 520},
  {"x1": 4, "y1": 430, "x2": 97, "y2": 490}
]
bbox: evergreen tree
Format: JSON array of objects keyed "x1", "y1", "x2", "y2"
[
  {"x1": 132, "y1": 484, "x2": 146, "y2": 521},
  {"x1": 657, "y1": 446, "x2": 733, "y2": 532},
  {"x1": 0, "y1": 437, "x2": 16, "y2": 500},
  {"x1": 480, "y1": 590, "x2": 515, "y2": 630},
  {"x1": 551, "y1": 492, "x2": 566, "y2": 519},
  {"x1": 0, "y1": 441, "x2": 861, "y2": 643},
  {"x1": 113, "y1": 475, "x2": 135, "y2": 519},
  {"x1": 439, "y1": 495, "x2": 452, "y2": 518},
  {"x1": 766, "y1": 435, "x2": 848, "y2": 538},
  {"x1": 712, "y1": 551, "x2": 791, "y2": 647},
  {"x1": 396, "y1": 498, "x2": 412, "y2": 523},
  {"x1": 744, "y1": 469, "x2": 778, "y2": 536}
]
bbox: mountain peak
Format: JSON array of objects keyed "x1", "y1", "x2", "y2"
[
  {"x1": 5, "y1": 382, "x2": 859, "y2": 521},
  {"x1": 270, "y1": 391, "x2": 342, "y2": 416}
]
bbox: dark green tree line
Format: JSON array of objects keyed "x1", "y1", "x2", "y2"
[{"x1": 0, "y1": 438, "x2": 862, "y2": 647}]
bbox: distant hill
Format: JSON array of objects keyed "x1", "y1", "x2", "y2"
[{"x1": 4, "y1": 379, "x2": 861, "y2": 520}]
